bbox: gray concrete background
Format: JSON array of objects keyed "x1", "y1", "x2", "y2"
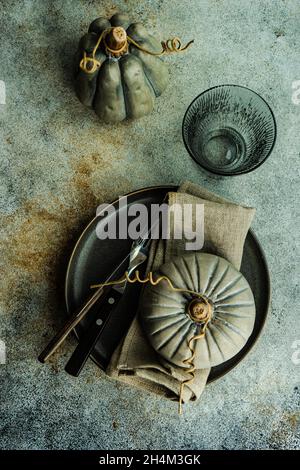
[{"x1": 0, "y1": 0, "x2": 299, "y2": 450}]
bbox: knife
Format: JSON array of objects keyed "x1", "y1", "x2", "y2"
[
  {"x1": 64, "y1": 234, "x2": 152, "y2": 376},
  {"x1": 38, "y1": 244, "x2": 139, "y2": 364}
]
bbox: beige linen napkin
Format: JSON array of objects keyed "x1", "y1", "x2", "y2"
[{"x1": 107, "y1": 182, "x2": 255, "y2": 403}]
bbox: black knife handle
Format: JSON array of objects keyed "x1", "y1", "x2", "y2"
[
  {"x1": 65, "y1": 288, "x2": 123, "y2": 377},
  {"x1": 38, "y1": 282, "x2": 116, "y2": 364},
  {"x1": 93, "y1": 281, "x2": 144, "y2": 371}
]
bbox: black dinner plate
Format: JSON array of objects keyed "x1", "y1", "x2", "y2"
[{"x1": 65, "y1": 185, "x2": 271, "y2": 382}]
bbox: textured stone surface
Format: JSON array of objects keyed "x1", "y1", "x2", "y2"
[{"x1": 0, "y1": 0, "x2": 299, "y2": 450}]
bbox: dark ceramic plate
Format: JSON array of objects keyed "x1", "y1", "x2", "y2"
[{"x1": 65, "y1": 186, "x2": 271, "y2": 382}]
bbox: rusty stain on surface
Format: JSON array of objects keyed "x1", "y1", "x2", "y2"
[
  {"x1": 286, "y1": 413, "x2": 300, "y2": 430},
  {"x1": 112, "y1": 420, "x2": 119, "y2": 430},
  {"x1": 0, "y1": 152, "x2": 116, "y2": 312},
  {"x1": 269, "y1": 411, "x2": 300, "y2": 448}
]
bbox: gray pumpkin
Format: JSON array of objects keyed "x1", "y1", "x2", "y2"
[
  {"x1": 74, "y1": 13, "x2": 169, "y2": 122},
  {"x1": 140, "y1": 253, "x2": 256, "y2": 369}
]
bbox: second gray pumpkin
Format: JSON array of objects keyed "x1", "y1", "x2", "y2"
[{"x1": 140, "y1": 253, "x2": 256, "y2": 369}]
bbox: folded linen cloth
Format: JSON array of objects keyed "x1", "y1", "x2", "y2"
[{"x1": 107, "y1": 181, "x2": 255, "y2": 403}]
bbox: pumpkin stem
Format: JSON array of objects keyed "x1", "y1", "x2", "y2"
[
  {"x1": 104, "y1": 27, "x2": 128, "y2": 57},
  {"x1": 187, "y1": 297, "x2": 212, "y2": 323}
]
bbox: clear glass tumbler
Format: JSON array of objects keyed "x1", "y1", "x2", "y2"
[{"x1": 182, "y1": 85, "x2": 276, "y2": 176}]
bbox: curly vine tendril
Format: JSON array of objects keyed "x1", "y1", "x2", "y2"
[{"x1": 79, "y1": 27, "x2": 194, "y2": 74}]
